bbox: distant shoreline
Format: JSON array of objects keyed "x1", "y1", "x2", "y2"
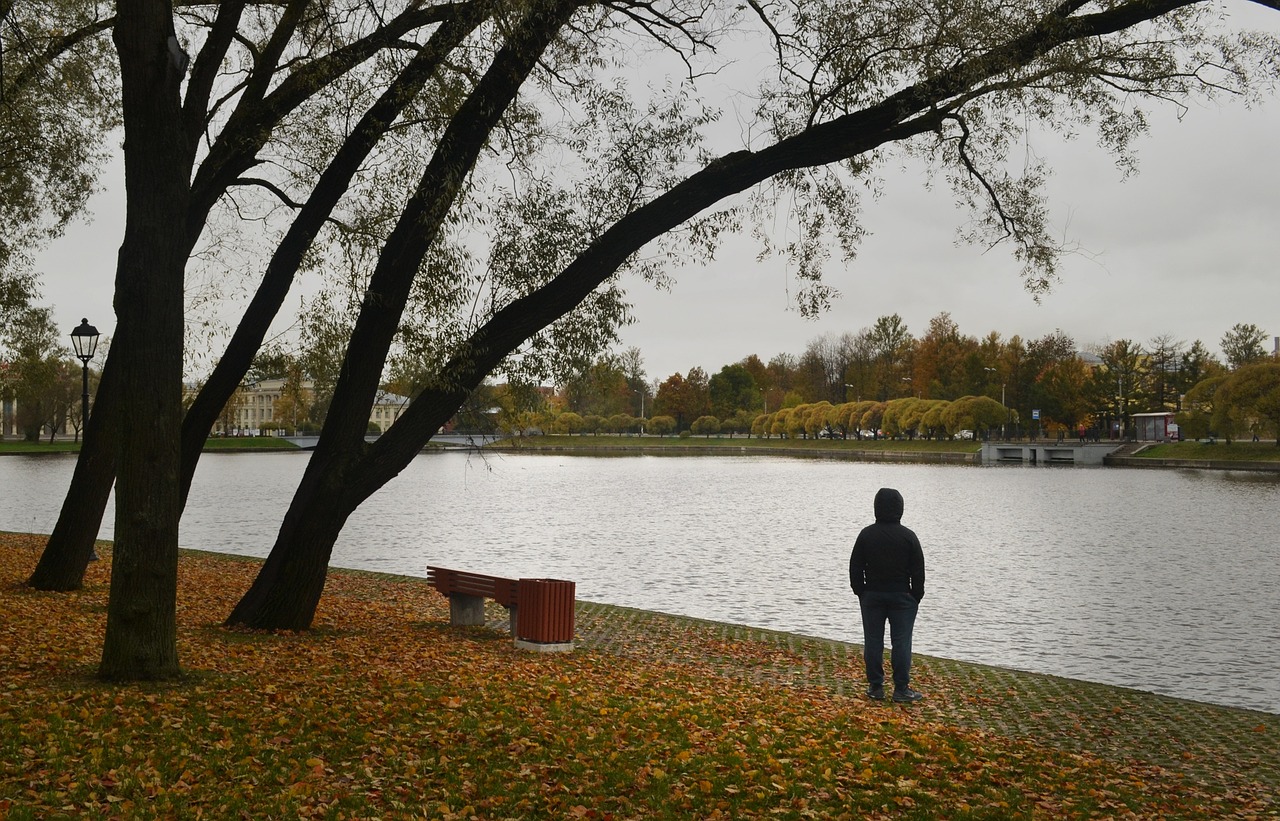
[
  {"x1": 5, "y1": 433, "x2": 1278, "y2": 471},
  {"x1": 485, "y1": 439, "x2": 979, "y2": 464},
  {"x1": 485, "y1": 435, "x2": 1280, "y2": 471}
]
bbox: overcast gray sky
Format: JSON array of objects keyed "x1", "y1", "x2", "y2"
[
  {"x1": 613, "y1": 91, "x2": 1280, "y2": 381},
  {"x1": 33, "y1": 2, "x2": 1280, "y2": 383}
]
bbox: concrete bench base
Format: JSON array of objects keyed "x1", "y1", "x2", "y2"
[
  {"x1": 514, "y1": 638, "x2": 574, "y2": 653},
  {"x1": 448, "y1": 594, "x2": 488, "y2": 626}
]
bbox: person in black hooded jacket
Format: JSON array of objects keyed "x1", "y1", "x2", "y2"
[{"x1": 849, "y1": 487, "x2": 926, "y2": 702}]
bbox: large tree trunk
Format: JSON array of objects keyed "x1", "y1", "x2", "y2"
[
  {"x1": 27, "y1": 0, "x2": 251, "y2": 593},
  {"x1": 98, "y1": 0, "x2": 191, "y2": 681},
  {"x1": 222, "y1": 0, "x2": 934, "y2": 631},
  {"x1": 222, "y1": 460, "x2": 347, "y2": 629}
]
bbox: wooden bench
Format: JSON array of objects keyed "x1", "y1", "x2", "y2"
[
  {"x1": 426, "y1": 565, "x2": 576, "y2": 650},
  {"x1": 425, "y1": 566, "x2": 520, "y2": 628}
]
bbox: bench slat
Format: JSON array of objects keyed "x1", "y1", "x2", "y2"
[{"x1": 427, "y1": 566, "x2": 519, "y2": 607}]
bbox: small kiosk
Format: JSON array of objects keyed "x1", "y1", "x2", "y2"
[{"x1": 1131, "y1": 411, "x2": 1179, "y2": 442}]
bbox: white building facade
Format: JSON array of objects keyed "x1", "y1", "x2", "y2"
[{"x1": 224, "y1": 378, "x2": 409, "y2": 435}]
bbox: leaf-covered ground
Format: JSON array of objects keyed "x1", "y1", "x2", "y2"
[{"x1": 1, "y1": 532, "x2": 1275, "y2": 819}]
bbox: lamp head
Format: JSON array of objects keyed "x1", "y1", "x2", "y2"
[{"x1": 70, "y1": 318, "x2": 100, "y2": 362}]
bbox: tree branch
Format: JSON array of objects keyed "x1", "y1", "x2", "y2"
[
  {"x1": 189, "y1": 0, "x2": 484, "y2": 237},
  {"x1": 181, "y1": 0, "x2": 502, "y2": 502},
  {"x1": 183, "y1": 2, "x2": 246, "y2": 143},
  {"x1": 373, "y1": 0, "x2": 1254, "y2": 465}
]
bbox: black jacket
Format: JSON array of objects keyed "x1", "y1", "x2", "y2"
[{"x1": 849, "y1": 487, "x2": 926, "y2": 601}]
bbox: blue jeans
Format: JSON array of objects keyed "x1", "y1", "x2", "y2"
[{"x1": 858, "y1": 590, "x2": 919, "y2": 691}]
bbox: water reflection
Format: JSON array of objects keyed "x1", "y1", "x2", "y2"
[{"x1": 3, "y1": 450, "x2": 1278, "y2": 713}]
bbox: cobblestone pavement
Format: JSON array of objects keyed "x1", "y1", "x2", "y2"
[{"x1": 563, "y1": 601, "x2": 1278, "y2": 800}]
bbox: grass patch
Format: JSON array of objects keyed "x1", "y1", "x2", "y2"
[
  {"x1": 201, "y1": 436, "x2": 300, "y2": 450},
  {"x1": 1, "y1": 437, "x2": 301, "y2": 454},
  {"x1": 1137, "y1": 441, "x2": 1280, "y2": 462},
  {"x1": 0, "y1": 440, "x2": 81, "y2": 453},
  {"x1": 2, "y1": 533, "x2": 1274, "y2": 818}
]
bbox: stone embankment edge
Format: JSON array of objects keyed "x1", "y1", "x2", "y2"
[
  {"x1": 488, "y1": 442, "x2": 1280, "y2": 471},
  {"x1": 1105, "y1": 455, "x2": 1280, "y2": 472}
]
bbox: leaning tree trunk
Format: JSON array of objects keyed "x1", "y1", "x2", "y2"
[
  {"x1": 223, "y1": 424, "x2": 369, "y2": 629},
  {"x1": 97, "y1": 0, "x2": 192, "y2": 681},
  {"x1": 176, "y1": 10, "x2": 489, "y2": 503},
  {"x1": 225, "y1": 0, "x2": 582, "y2": 630},
  {"x1": 225, "y1": 387, "x2": 470, "y2": 628},
  {"x1": 26, "y1": 360, "x2": 117, "y2": 590},
  {"x1": 221, "y1": 464, "x2": 348, "y2": 630}
]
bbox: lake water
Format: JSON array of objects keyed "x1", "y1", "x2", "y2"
[{"x1": 3, "y1": 449, "x2": 1278, "y2": 714}]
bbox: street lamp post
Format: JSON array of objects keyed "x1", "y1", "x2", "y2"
[
  {"x1": 999, "y1": 382, "x2": 1007, "y2": 439},
  {"x1": 1116, "y1": 376, "x2": 1124, "y2": 440},
  {"x1": 633, "y1": 388, "x2": 645, "y2": 435},
  {"x1": 70, "y1": 318, "x2": 101, "y2": 560},
  {"x1": 984, "y1": 366, "x2": 1007, "y2": 440},
  {"x1": 70, "y1": 318, "x2": 101, "y2": 437}
]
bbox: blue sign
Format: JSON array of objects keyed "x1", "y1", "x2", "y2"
[{"x1": 1032, "y1": 409, "x2": 1040, "y2": 420}]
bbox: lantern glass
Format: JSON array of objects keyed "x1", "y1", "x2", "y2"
[{"x1": 70, "y1": 318, "x2": 100, "y2": 362}]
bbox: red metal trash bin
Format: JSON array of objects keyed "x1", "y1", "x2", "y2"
[{"x1": 515, "y1": 578, "x2": 575, "y2": 644}]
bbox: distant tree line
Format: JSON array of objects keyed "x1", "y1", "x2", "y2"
[
  {"x1": 6, "y1": 305, "x2": 1275, "y2": 444},
  {"x1": 490, "y1": 313, "x2": 1279, "y2": 443}
]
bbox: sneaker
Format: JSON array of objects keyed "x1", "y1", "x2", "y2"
[
  {"x1": 892, "y1": 688, "x2": 924, "y2": 703},
  {"x1": 866, "y1": 685, "x2": 885, "y2": 700}
]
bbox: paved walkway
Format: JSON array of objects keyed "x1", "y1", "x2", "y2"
[{"x1": 562, "y1": 602, "x2": 1278, "y2": 802}]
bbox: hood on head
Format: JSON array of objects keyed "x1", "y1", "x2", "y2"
[{"x1": 874, "y1": 487, "x2": 903, "y2": 523}]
